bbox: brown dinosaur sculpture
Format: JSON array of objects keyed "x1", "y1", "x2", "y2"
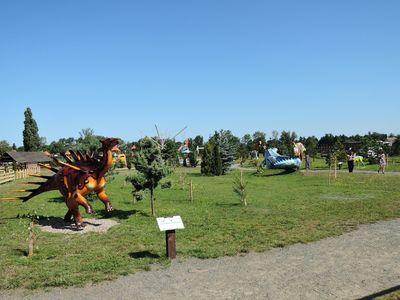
[{"x1": 1, "y1": 138, "x2": 119, "y2": 227}]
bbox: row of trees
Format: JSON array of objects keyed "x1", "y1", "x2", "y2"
[{"x1": 1, "y1": 107, "x2": 400, "y2": 164}]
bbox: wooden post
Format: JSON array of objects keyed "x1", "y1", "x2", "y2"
[
  {"x1": 241, "y1": 170, "x2": 247, "y2": 206},
  {"x1": 189, "y1": 180, "x2": 193, "y2": 202},
  {"x1": 334, "y1": 157, "x2": 337, "y2": 179},
  {"x1": 165, "y1": 230, "x2": 176, "y2": 259},
  {"x1": 28, "y1": 220, "x2": 34, "y2": 258},
  {"x1": 150, "y1": 189, "x2": 155, "y2": 217},
  {"x1": 329, "y1": 160, "x2": 332, "y2": 185}
]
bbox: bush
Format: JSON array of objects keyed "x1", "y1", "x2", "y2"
[
  {"x1": 161, "y1": 181, "x2": 172, "y2": 189},
  {"x1": 114, "y1": 160, "x2": 125, "y2": 168}
]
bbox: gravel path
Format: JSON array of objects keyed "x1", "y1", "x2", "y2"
[{"x1": 2, "y1": 218, "x2": 400, "y2": 299}]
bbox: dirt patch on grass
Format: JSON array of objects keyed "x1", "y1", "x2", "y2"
[
  {"x1": 38, "y1": 218, "x2": 119, "y2": 234},
  {"x1": 320, "y1": 193, "x2": 375, "y2": 201}
]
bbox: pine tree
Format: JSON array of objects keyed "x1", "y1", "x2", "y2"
[
  {"x1": 213, "y1": 143, "x2": 222, "y2": 176},
  {"x1": 188, "y1": 140, "x2": 198, "y2": 167},
  {"x1": 201, "y1": 144, "x2": 212, "y2": 175},
  {"x1": 23, "y1": 108, "x2": 41, "y2": 151},
  {"x1": 125, "y1": 137, "x2": 170, "y2": 216},
  {"x1": 219, "y1": 130, "x2": 235, "y2": 174},
  {"x1": 200, "y1": 132, "x2": 233, "y2": 176},
  {"x1": 161, "y1": 139, "x2": 179, "y2": 166},
  {"x1": 233, "y1": 170, "x2": 248, "y2": 206}
]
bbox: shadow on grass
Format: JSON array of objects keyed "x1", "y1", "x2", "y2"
[
  {"x1": 215, "y1": 202, "x2": 241, "y2": 207},
  {"x1": 0, "y1": 214, "x2": 60, "y2": 221},
  {"x1": 96, "y1": 209, "x2": 150, "y2": 219},
  {"x1": 13, "y1": 248, "x2": 29, "y2": 257},
  {"x1": 129, "y1": 251, "x2": 160, "y2": 259},
  {"x1": 187, "y1": 173, "x2": 205, "y2": 177},
  {"x1": 47, "y1": 196, "x2": 65, "y2": 203},
  {"x1": 254, "y1": 169, "x2": 297, "y2": 177},
  {"x1": 37, "y1": 216, "x2": 86, "y2": 231}
]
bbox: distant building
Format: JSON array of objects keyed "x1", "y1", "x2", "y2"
[
  {"x1": 0, "y1": 151, "x2": 52, "y2": 167},
  {"x1": 0, "y1": 151, "x2": 52, "y2": 183}
]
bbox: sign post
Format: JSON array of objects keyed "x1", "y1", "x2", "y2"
[
  {"x1": 157, "y1": 216, "x2": 184, "y2": 259},
  {"x1": 165, "y1": 230, "x2": 176, "y2": 259}
]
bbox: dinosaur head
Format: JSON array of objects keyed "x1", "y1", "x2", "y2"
[{"x1": 100, "y1": 138, "x2": 120, "y2": 150}]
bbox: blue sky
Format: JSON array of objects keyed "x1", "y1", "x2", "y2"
[{"x1": 1, "y1": 0, "x2": 399, "y2": 146}]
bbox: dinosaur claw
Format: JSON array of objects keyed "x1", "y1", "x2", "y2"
[{"x1": 106, "y1": 202, "x2": 113, "y2": 212}]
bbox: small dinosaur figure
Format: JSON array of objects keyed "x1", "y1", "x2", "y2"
[
  {"x1": 1, "y1": 138, "x2": 119, "y2": 227},
  {"x1": 293, "y1": 142, "x2": 306, "y2": 161}
]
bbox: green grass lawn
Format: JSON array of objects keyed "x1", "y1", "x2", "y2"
[{"x1": 0, "y1": 167, "x2": 400, "y2": 289}]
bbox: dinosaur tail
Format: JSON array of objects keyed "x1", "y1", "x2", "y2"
[{"x1": 0, "y1": 170, "x2": 59, "y2": 202}]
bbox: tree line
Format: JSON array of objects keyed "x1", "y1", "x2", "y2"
[{"x1": 1, "y1": 108, "x2": 399, "y2": 167}]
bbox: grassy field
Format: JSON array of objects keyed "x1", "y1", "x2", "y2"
[{"x1": 0, "y1": 167, "x2": 400, "y2": 289}]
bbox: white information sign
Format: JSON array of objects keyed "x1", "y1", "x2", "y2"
[{"x1": 157, "y1": 216, "x2": 184, "y2": 231}]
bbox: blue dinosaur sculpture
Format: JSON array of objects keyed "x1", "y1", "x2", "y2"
[{"x1": 264, "y1": 148, "x2": 301, "y2": 169}]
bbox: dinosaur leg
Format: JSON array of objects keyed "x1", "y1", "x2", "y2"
[
  {"x1": 64, "y1": 209, "x2": 73, "y2": 222},
  {"x1": 71, "y1": 208, "x2": 84, "y2": 227},
  {"x1": 66, "y1": 197, "x2": 84, "y2": 227},
  {"x1": 96, "y1": 188, "x2": 113, "y2": 212},
  {"x1": 73, "y1": 192, "x2": 94, "y2": 214}
]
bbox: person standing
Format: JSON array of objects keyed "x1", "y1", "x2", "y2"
[
  {"x1": 378, "y1": 151, "x2": 386, "y2": 174},
  {"x1": 305, "y1": 154, "x2": 311, "y2": 170},
  {"x1": 347, "y1": 151, "x2": 354, "y2": 173}
]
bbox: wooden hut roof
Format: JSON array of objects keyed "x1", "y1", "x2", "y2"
[{"x1": 0, "y1": 151, "x2": 52, "y2": 164}]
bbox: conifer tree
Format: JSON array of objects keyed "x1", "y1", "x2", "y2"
[
  {"x1": 188, "y1": 139, "x2": 198, "y2": 167},
  {"x1": 23, "y1": 108, "x2": 41, "y2": 151},
  {"x1": 200, "y1": 144, "x2": 213, "y2": 175},
  {"x1": 219, "y1": 130, "x2": 235, "y2": 174},
  {"x1": 213, "y1": 142, "x2": 222, "y2": 176},
  {"x1": 125, "y1": 137, "x2": 170, "y2": 216},
  {"x1": 200, "y1": 131, "x2": 234, "y2": 176},
  {"x1": 161, "y1": 139, "x2": 179, "y2": 166}
]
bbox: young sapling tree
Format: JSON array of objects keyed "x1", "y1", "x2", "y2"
[
  {"x1": 233, "y1": 170, "x2": 248, "y2": 206},
  {"x1": 125, "y1": 137, "x2": 170, "y2": 216}
]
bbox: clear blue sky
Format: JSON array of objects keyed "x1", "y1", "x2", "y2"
[{"x1": 1, "y1": 0, "x2": 399, "y2": 146}]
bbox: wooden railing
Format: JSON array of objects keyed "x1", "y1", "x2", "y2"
[
  {"x1": 0, "y1": 167, "x2": 15, "y2": 184},
  {"x1": 0, "y1": 165, "x2": 41, "y2": 184}
]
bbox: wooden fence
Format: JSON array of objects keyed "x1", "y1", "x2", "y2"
[
  {"x1": 0, "y1": 165, "x2": 41, "y2": 184},
  {"x1": 0, "y1": 167, "x2": 15, "y2": 184}
]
